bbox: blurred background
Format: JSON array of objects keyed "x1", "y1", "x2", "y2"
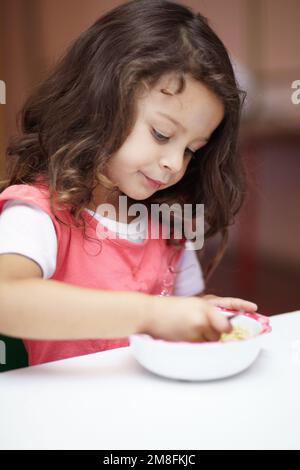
[{"x1": 0, "y1": 0, "x2": 299, "y2": 316}]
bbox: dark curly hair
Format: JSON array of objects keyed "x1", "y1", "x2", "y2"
[{"x1": 0, "y1": 0, "x2": 246, "y2": 282}]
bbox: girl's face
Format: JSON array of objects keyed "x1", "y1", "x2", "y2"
[{"x1": 103, "y1": 73, "x2": 224, "y2": 203}]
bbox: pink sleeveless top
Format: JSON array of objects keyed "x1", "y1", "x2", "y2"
[{"x1": 0, "y1": 183, "x2": 185, "y2": 366}]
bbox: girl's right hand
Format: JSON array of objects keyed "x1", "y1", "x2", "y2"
[{"x1": 142, "y1": 295, "x2": 233, "y2": 343}]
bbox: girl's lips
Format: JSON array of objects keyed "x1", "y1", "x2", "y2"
[{"x1": 141, "y1": 172, "x2": 163, "y2": 189}]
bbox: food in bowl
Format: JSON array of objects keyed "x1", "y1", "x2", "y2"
[
  {"x1": 220, "y1": 325, "x2": 251, "y2": 342},
  {"x1": 130, "y1": 312, "x2": 272, "y2": 381}
]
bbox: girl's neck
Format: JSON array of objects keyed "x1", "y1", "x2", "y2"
[{"x1": 86, "y1": 188, "x2": 138, "y2": 224}]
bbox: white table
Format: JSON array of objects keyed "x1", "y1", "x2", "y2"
[{"x1": 1, "y1": 311, "x2": 300, "y2": 450}]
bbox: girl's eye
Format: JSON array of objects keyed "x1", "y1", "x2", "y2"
[
  {"x1": 151, "y1": 128, "x2": 196, "y2": 157},
  {"x1": 152, "y1": 128, "x2": 169, "y2": 142}
]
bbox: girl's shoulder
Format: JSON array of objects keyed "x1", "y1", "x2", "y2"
[
  {"x1": 0, "y1": 181, "x2": 71, "y2": 225},
  {"x1": 0, "y1": 181, "x2": 49, "y2": 204}
]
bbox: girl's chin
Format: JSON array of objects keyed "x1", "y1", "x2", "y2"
[
  {"x1": 125, "y1": 190, "x2": 154, "y2": 201},
  {"x1": 119, "y1": 178, "x2": 157, "y2": 199}
]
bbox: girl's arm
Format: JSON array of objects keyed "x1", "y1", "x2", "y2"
[
  {"x1": 0, "y1": 253, "x2": 150, "y2": 340},
  {"x1": 0, "y1": 277, "x2": 152, "y2": 340},
  {"x1": 0, "y1": 254, "x2": 232, "y2": 342}
]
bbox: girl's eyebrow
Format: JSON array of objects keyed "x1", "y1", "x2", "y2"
[{"x1": 156, "y1": 111, "x2": 209, "y2": 143}]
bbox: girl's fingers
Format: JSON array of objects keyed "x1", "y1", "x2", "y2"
[
  {"x1": 208, "y1": 296, "x2": 258, "y2": 312},
  {"x1": 207, "y1": 307, "x2": 233, "y2": 334},
  {"x1": 191, "y1": 333, "x2": 206, "y2": 343},
  {"x1": 192, "y1": 309, "x2": 223, "y2": 342},
  {"x1": 202, "y1": 327, "x2": 222, "y2": 342},
  {"x1": 224, "y1": 298, "x2": 258, "y2": 311}
]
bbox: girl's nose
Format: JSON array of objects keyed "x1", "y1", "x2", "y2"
[{"x1": 159, "y1": 150, "x2": 184, "y2": 174}]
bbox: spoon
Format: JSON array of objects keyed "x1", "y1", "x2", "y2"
[{"x1": 216, "y1": 306, "x2": 247, "y2": 321}]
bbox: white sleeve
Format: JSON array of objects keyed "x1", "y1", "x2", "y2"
[
  {"x1": 0, "y1": 200, "x2": 58, "y2": 279},
  {"x1": 173, "y1": 241, "x2": 205, "y2": 296}
]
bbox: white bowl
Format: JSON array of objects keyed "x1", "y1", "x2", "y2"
[{"x1": 129, "y1": 313, "x2": 272, "y2": 381}]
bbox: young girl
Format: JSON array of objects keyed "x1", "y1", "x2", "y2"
[{"x1": 0, "y1": 0, "x2": 257, "y2": 367}]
